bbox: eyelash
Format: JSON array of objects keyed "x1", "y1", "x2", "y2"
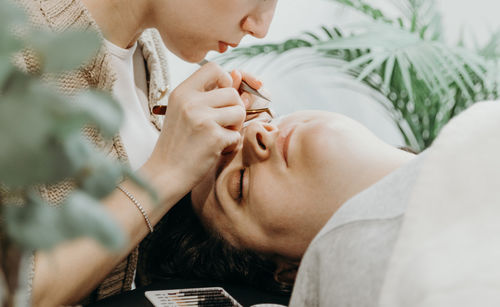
[{"x1": 238, "y1": 168, "x2": 245, "y2": 200}]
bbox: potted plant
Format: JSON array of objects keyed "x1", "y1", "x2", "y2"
[
  {"x1": 0, "y1": 0, "x2": 146, "y2": 305},
  {"x1": 217, "y1": 0, "x2": 500, "y2": 151}
]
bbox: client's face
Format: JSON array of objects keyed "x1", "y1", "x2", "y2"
[{"x1": 192, "y1": 110, "x2": 391, "y2": 260}]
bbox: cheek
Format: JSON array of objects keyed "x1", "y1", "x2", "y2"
[
  {"x1": 155, "y1": 7, "x2": 206, "y2": 41},
  {"x1": 298, "y1": 123, "x2": 343, "y2": 173},
  {"x1": 191, "y1": 170, "x2": 216, "y2": 213},
  {"x1": 249, "y1": 176, "x2": 308, "y2": 234}
]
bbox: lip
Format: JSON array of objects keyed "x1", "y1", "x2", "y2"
[
  {"x1": 218, "y1": 41, "x2": 239, "y2": 53},
  {"x1": 218, "y1": 41, "x2": 228, "y2": 53},
  {"x1": 277, "y1": 125, "x2": 296, "y2": 167}
]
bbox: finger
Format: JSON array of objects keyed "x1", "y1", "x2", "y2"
[
  {"x1": 245, "y1": 113, "x2": 260, "y2": 122},
  {"x1": 231, "y1": 70, "x2": 263, "y2": 92},
  {"x1": 245, "y1": 109, "x2": 270, "y2": 122},
  {"x1": 211, "y1": 105, "x2": 246, "y2": 130},
  {"x1": 220, "y1": 130, "x2": 243, "y2": 154},
  {"x1": 204, "y1": 87, "x2": 244, "y2": 108},
  {"x1": 241, "y1": 90, "x2": 271, "y2": 112},
  {"x1": 240, "y1": 92, "x2": 254, "y2": 109},
  {"x1": 244, "y1": 110, "x2": 273, "y2": 126},
  {"x1": 231, "y1": 70, "x2": 243, "y2": 90},
  {"x1": 247, "y1": 88, "x2": 272, "y2": 109},
  {"x1": 240, "y1": 71, "x2": 263, "y2": 90},
  {"x1": 190, "y1": 62, "x2": 233, "y2": 91}
]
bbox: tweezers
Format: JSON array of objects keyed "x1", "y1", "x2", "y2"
[
  {"x1": 152, "y1": 60, "x2": 272, "y2": 116},
  {"x1": 198, "y1": 59, "x2": 271, "y2": 102},
  {"x1": 152, "y1": 105, "x2": 273, "y2": 117}
]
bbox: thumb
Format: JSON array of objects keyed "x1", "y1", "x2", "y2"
[
  {"x1": 191, "y1": 62, "x2": 233, "y2": 91},
  {"x1": 231, "y1": 70, "x2": 243, "y2": 91}
]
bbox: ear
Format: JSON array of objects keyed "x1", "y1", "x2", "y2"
[{"x1": 273, "y1": 259, "x2": 300, "y2": 285}]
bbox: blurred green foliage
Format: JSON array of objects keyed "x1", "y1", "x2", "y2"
[
  {"x1": 0, "y1": 0, "x2": 128, "y2": 251},
  {"x1": 217, "y1": 0, "x2": 500, "y2": 151}
]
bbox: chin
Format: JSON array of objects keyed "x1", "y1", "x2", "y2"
[{"x1": 176, "y1": 49, "x2": 208, "y2": 63}]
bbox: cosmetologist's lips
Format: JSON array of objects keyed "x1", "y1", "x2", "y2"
[
  {"x1": 218, "y1": 41, "x2": 228, "y2": 53},
  {"x1": 218, "y1": 41, "x2": 239, "y2": 53}
]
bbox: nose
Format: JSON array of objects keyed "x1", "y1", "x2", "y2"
[
  {"x1": 242, "y1": 121, "x2": 277, "y2": 165},
  {"x1": 240, "y1": 6, "x2": 276, "y2": 39}
]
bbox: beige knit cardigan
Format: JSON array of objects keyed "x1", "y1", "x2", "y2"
[{"x1": 16, "y1": 0, "x2": 171, "y2": 303}]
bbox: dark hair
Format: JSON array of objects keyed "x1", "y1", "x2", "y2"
[{"x1": 136, "y1": 193, "x2": 292, "y2": 294}]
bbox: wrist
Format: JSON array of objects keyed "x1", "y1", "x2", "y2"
[{"x1": 138, "y1": 160, "x2": 190, "y2": 209}]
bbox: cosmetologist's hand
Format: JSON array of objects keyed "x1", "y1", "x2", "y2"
[{"x1": 149, "y1": 62, "x2": 246, "y2": 190}]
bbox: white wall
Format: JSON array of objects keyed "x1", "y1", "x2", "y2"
[
  {"x1": 438, "y1": 0, "x2": 500, "y2": 46},
  {"x1": 166, "y1": 0, "x2": 500, "y2": 146}
]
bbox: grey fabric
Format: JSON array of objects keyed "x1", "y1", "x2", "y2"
[
  {"x1": 289, "y1": 152, "x2": 427, "y2": 307},
  {"x1": 379, "y1": 101, "x2": 500, "y2": 307}
]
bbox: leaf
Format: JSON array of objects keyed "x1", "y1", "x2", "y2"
[
  {"x1": 60, "y1": 191, "x2": 126, "y2": 251},
  {"x1": 407, "y1": 45, "x2": 448, "y2": 96},
  {"x1": 356, "y1": 53, "x2": 390, "y2": 82},
  {"x1": 388, "y1": 0, "x2": 441, "y2": 35},
  {"x1": 28, "y1": 30, "x2": 102, "y2": 73},
  {"x1": 0, "y1": 79, "x2": 78, "y2": 187},
  {"x1": 429, "y1": 45, "x2": 472, "y2": 100},
  {"x1": 4, "y1": 194, "x2": 67, "y2": 250},
  {"x1": 0, "y1": 98, "x2": 52, "y2": 187},
  {"x1": 79, "y1": 153, "x2": 123, "y2": 199},
  {"x1": 214, "y1": 0, "x2": 498, "y2": 150},
  {"x1": 59, "y1": 131, "x2": 95, "y2": 171},
  {"x1": 4, "y1": 191, "x2": 125, "y2": 251},
  {"x1": 395, "y1": 52, "x2": 416, "y2": 102},
  {"x1": 0, "y1": 75, "x2": 123, "y2": 188},
  {"x1": 383, "y1": 55, "x2": 396, "y2": 92},
  {"x1": 0, "y1": 56, "x2": 15, "y2": 88},
  {"x1": 317, "y1": 24, "x2": 420, "y2": 51},
  {"x1": 0, "y1": 0, "x2": 128, "y2": 255},
  {"x1": 455, "y1": 49, "x2": 488, "y2": 81},
  {"x1": 329, "y1": 0, "x2": 393, "y2": 25},
  {"x1": 0, "y1": 33, "x2": 23, "y2": 58},
  {"x1": 72, "y1": 91, "x2": 123, "y2": 138},
  {"x1": 339, "y1": 52, "x2": 378, "y2": 72},
  {"x1": 321, "y1": 26, "x2": 335, "y2": 39},
  {"x1": 0, "y1": 0, "x2": 26, "y2": 29},
  {"x1": 479, "y1": 31, "x2": 500, "y2": 60}
]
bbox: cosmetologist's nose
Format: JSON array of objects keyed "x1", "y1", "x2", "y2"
[
  {"x1": 242, "y1": 121, "x2": 277, "y2": 164},
  {"x1": 240, "y1": 7, "x2": 276, "y2": 39}
]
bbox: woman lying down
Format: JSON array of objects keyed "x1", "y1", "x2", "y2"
[{"x1": 137, "y1": 101, "x2": 500, "y2": 307}]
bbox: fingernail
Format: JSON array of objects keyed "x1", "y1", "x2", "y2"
[{"x1": 242, "y1": 95, "x2": 250, "y2": 107}]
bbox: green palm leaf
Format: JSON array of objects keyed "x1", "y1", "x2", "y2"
[{"x1": 215, "y1": 0, "x2": 500, "y2": 151}]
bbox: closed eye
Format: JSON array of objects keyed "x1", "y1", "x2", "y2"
[
  {"x1": 238, "y1": 168, "x2": 245, "y2": 200},
  {"x1": 228, "y1": 167, "x2": 246, "y2": 201}
]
